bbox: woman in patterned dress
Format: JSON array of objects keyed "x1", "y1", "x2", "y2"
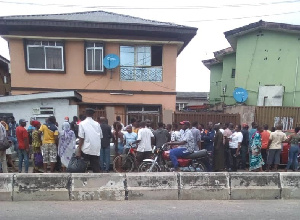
[
  {"x1": 249, "y1": 125, "x2": 264, "y2": 172},
  {"x1": 58, "y1": 122, "x2": 76, "y2": 172},
  {"x1": 31, "y1": 121, "x2": 43, "y2": 173}
]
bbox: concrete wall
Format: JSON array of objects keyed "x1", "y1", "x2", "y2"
[
  {"x1": 224, "y1": 105, "x2": 255, "y2": 125},
  {"x1": 0, "y1": 172, "x2": 299, "y2": 201},
  {"x1": 0, "y1": 98, "x2": 78, "y2": 128},
  {"x1": 236, "y1": 30, "x2": 300, "y2": 106}
]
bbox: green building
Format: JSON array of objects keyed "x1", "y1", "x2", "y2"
[{"x1": 203, "y1": 20, "x2": 300, "y2": 107}]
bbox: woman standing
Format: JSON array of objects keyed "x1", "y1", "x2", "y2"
[
  {"x1": 58, "y1": 122, "x2": 76, "y2": 172},
  {"x1": 31, "y1": 121, "x2": 43, "y2": 172},
  {"x1": 113, "y1": 122, "x2": 124, "y2": 155},
  {"x1": 249, "y1": 125, "x2": 264, "y2": 172},
  {"x1": 285, "y1": 127, "x2": 300, "y2": 172}
]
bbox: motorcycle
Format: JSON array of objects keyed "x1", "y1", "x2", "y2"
[{"x1": 138, "y1": 143, "x2": 209, "y2": 172}]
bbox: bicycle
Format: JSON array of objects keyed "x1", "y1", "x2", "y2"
[{"x1": 113, "y1": 144, "x2": 137, "y2": 173}]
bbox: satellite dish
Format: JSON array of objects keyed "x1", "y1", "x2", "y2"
[
  {"x1": 233, "y1": 87, "x2": 248, "y2": 103},
  {"x1": 103, "y1": 54, "x2": 120, "y2": 69}
]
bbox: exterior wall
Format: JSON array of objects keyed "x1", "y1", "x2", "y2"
[
  {"x1": 8, "y1": 37, "x2": 177, "y2": 115},
  {"x1": 209, "y1": 63, "x2": 223, "y2": 104},
  {"x1": 224, "y1": 105, "x2": 255, "y2": 126},
  {"x1": 0, "y1": 62, "x2": 10, "y2": 96},
  {"x1": 221, "y1": 53, "x2": 236, "y2": 105},
  {"x1": 0, "y1": 98, "x2": 78, "y2": 128},
  {"x1": 236, "y1": 30, "x2": 300, "y2": 106}
]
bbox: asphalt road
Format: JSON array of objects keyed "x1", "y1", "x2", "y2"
[{"x1": 0, "y1": 200, "x2": 299, "y2": 220}]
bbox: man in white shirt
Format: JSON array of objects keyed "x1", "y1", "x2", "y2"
[
  {"x1": 229, "y1": 124, "x2": 243, "y2": 171},
  {"x1": 77, "y1": 108, "x2": 103, "y2": 173},
  {"x1": 133, "y1": 121, "x2": 154, "y2": 167}
]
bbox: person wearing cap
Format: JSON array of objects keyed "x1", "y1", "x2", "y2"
[
  {"x1": 76, "y1": 108, "x2": 103, "y2": 173},
  {"x1": 16, "y1": 119, "x2": 29, "y2": 173},
  {"x1": 167, "y1": 121, "x2": 194, "y2": 172},
  {"x1": 39, "y1": 116, "x2": 59, "y2": 173}
]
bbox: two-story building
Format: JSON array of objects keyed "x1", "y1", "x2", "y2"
[
  {"x1": 0, "y1": 55, "x2": 10, "y2": 96},
  {"x1": 203, "y1": 20, "x2": 300, "y2": 107},
  {"x1": 0, "y1": 10, "x2": 197, "y2": 124}
]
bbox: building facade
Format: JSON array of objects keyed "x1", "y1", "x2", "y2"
[
  {"x1": 0, "y1": 11, "x2": 197, "y2": 124},
  {"x1": 0, "y1": 55, "x2": 10, "y2": 96},
  {"x1": 204, "y1": 20, "x2": 300, "y2": 107}
]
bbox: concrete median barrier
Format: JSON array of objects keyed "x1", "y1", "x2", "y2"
[
  {"x1": 179, "y1": 172, "x2": 230, "y2": 200},
  {"x1": 280, "y1": 172, "x2": 300, "y2": 199},
  {"x1": 230, "y1": 172, "x2": 281, "y2": 200},
  {"x1": 0, "y1": 174, "x2": 13, "y2": 201},
  {"x1": 70, "y1": 173, "x2": 125, "y2": 201},
  {"x1": 126, "y1": 172, "x2": 178, "y2": 200},
  {"x1": 13, "y1": 173, "x2": 71, "y2": 201}
]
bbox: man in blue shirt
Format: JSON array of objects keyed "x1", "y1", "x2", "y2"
[{"x1": 123, "y1": 125, "x2": 137, "y2": 153}]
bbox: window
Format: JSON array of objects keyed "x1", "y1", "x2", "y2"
[
  {"x1": 85, "y1": 42, "x2": 104, "y2": 73},
  {"x1": 120, "y1": 45, "x2": 163, "y2": 81},
  {"x1": 231, "y1": 69, "x2": 236, "y2": 78},
  {"x1": 26, "y1": 40, "x2": 64, "y2": 71},
  {"x1": 3, "y1": 76, "x2": 7, "y2": 84}
]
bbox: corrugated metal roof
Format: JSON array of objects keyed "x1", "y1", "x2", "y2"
[
  {"x1": 0, "y1": 10, "x2": 186, "y2": 28},
  {"x1": 176, "y1": 92, "x2": 208, "y2": 99}
]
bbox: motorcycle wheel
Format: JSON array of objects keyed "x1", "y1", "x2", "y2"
[
  {"x1": 195, "y1": 161, "x2": 207, "y2": 172},
  {"x1": 113, "y1": 155, "x2": 135, "y2": 173},
  {"x1": 138, "y1": 162, "x2": 161, "y2": 172}
]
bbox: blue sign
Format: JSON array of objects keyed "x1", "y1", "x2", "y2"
[
  {"x1": 103, "y1": 54, "x2": 120, "y2": 69},
  {"x1": 233, "y1": 88, "x2": 248, "y2": 103}
]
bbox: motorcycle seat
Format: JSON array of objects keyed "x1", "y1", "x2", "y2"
[{"x1": 182, "y1": 149, "x2": 208, "y2": 159}]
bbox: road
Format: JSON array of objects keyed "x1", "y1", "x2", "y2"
[{"x1": 0, "y1": 200, "x2": 299, "y2": 220}]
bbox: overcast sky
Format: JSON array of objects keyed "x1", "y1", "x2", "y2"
[{"x1": 1, "y1": 0, "x2": 300, "y2": 92}]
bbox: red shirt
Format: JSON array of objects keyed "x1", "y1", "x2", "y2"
[
  {"x1": 16, "y1": 126, "x2": 29, "y2": 149},
  {"x1": 261, "y1": 130, "x2": 270, "y2": 149}
]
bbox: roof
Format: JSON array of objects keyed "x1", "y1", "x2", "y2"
[
  {"x1": 213, "y1": 47, "x2": 235, "y2": 60},
  {"x1": 224, "y1": 20, "x2": 300, "y2": 49},
  {"x1": 202, "y1": 58, "x2": 222, "y2": 69},
  {"x1": 1, "y1": 10, "x2": 182, "y2": 27},
  {"x1": 176, "y1": 92, "x2": 208, "y2": 99},
  {"x1": 0, "y1": 10, "x2": 197, "y2": 54},
  {"x1": 0, "y1": 91, "x2": 82, "y2": 103},
  {"x1": 0, "y1": 55, "x2": 9, "y2": 65}
]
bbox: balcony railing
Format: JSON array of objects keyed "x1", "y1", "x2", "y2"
[{"x1": 120, "y1": 66, "x2": 162, "y2": 82}]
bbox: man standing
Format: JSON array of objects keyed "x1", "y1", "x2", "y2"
[
  {"x1": 70, "y1": 116, "x2": 79, "y2": 138},
  {"x1": 267, "y1": 124, "x2": 287, "y2": 172},
  {"x1": 229, "y1": 124, "x2": 243, "y2": 172},
  {"x1": 123, "y1": 125, "x2": 137, "y2": 152},
  {"x1": 39, "y1": 116, "x2": 59, "y2": 173},
  {"x1": 223, "y1": 123, "x2": 233, "y2": 171},
  {"x1": 77, "y1": 108, "x2": 103, "y2": 173},
  {"x1": 8, "y1": 116, "x2": 18, "y2": 152},
  {"x1": 153, "y1": 122, "x2": 170, "y2": 148},
  {"x1": 99, "y1": 117, "x2": 112, "y2": 173},
  {"x1": 0, "y1": 122, "x2": 8, "y2": 173},
  {"x1": 191, "y1": 121, "x2": 201, "y2": 151},
  {"x1": 16, "y1": 119, "x2": 29, "y2": 173},
  {"x1": 241, "y1": 123, "x2": 249, "y2": 170},
  {"x1": 261, "y1": 124, "x2": 270, "y2": 170},
  {"x1": 133, "y1": 121, "x2": 154, "y2": 167},
  {"x1": 202, "y1": 122, "x2": 215, "y2": 151},
  {"x1": 167, "y1": 121, "x2": 194, "y2": 172},
  {"x1": 213, "y1": 124, "x2": 224, "y2": 171}
]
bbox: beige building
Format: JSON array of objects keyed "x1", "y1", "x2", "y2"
[{"x1": 0, "y1": 11, "x2": 197, "y2": 125}]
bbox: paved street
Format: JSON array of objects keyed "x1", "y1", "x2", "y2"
[{"x1": 0, "y1": 200, "x2": 299, "y2": 220}]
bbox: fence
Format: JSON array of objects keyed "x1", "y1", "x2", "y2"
[
  {"x1": 115, "y1": 112, "x2": 162, "y2": 129},
  {"x1": 255, "y1": 106, "x2": 300, "y2": 130},
  {"x1": 173, "y1": 112, "x2": 240, "y2": 126}
]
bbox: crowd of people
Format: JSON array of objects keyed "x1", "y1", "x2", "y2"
[{"x1": 0, "y1": 110, "x2": 299, "y2": 173}]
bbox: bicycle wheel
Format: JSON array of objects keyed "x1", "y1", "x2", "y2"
[
  {"x1": 138, "y1": 161, "x2": 161, "y2": 172},
  {"x1": 113, "y1": 155, "x2": 135, "y2": 173}
]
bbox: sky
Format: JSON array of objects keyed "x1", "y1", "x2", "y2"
[{"x1": 1, "y1": 0, "x2": 300, "y2": 92}]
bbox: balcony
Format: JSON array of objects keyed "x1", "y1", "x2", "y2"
[{"x1": 120, "y1": 66, "x2": 162, "y2": 82}]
